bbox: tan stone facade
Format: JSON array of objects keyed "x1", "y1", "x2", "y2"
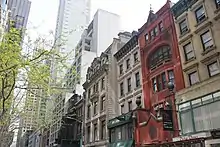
[
  {"x1": 173, "y1": 0, "x2": 220, "y2": 104},
  {"x1": 172, "y1": 0, "x2": 220, "y2": 145},
  {"x1": 83, "y1": 34, "x2": 129, "y2": 147},
  {"x1": 114, "y1": 33, "x2": 143, "y2": 114}
]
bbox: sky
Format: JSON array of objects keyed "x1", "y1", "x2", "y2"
[{"x1": 27, "y1": 0, "x2": 179, "y2": 38}]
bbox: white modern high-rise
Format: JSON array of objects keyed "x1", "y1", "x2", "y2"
[
  {"x1": 49, "y1": 9, "x2": 121, "y2": 146},
  {"x1": 66, "y1": 9, "x2": 121, "y2": 95},
  {"x1": 51, "y1": 0, "x2": 91, "y2": 84}
]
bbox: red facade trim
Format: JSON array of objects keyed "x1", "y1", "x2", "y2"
[{"x1": 136, "y1": 1, "x2": 185, "y2": 145}]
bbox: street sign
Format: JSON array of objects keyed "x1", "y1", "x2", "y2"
[{"x1": 162, "y1": 110, "x2": 173, "y2": 131}]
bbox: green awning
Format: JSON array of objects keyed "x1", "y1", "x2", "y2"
[
  {"x1": 108, "y1": 112, "x2": 133, "y2": 128},
  {"x1": 108, "y1": 140, "x2": 134, "y2": 147}
]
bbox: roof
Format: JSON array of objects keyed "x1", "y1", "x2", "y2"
[{"x1": 114, "y1": 34, "x2": 138, "y2": 61}]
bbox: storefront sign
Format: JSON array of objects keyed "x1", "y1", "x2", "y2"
[
  {"x1": 162, "y1": 110, "x2": 173, "y2": 131},
  {"x1": 173, "y1": 132, "x2": 211, "y2": 142}
]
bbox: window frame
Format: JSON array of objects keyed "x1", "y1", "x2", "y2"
[
  {"x1": 121, "y1": 104, "x2": 125, "y2": 114},
  {"x1": 127, "y1": 77, "x2": 132, "y2": 93},
  {"x1": 128, "y1": 101, "x2": 132, "y2": 111},
  {"x1": 93, "y1": 123, "x2": 98, "y2": 141},
  {"x1": 126, "y1": 58, "x2": 131, "y2": 69},
  {"x1": 94, "y1": 101, "x2": 98, "y2": 115},
  {"x1": 188, "y1": 71, "x2": 199, "y2": 85},
  {"x1": 100, "y1": 120, "x2": 106, "y2": 140},
  {"x1": 195, "y1": 5, "x2": 206, "y2": 23},
  {"x1": 145, "y1": 33, "x2": 149, "y2": 42},
  {"x1": 168, "y1": 70, "x2": 175, "y2": 84},
  {"x1": 183, "y1": 42, "x2": 195, "y2": 61},
  {"x1": 120, "y1": 82, "x2": 124, "y2": 96},
  {"x1": 87, "y1": 126, "x2": 91, "y2": 143},
  {"x1": 134, "y1": 52, "x2": 138, "y2": 63},
  {"x1": 208, "y1": 61, "x2": 220, "y2": 77},
  {"x1": 101, "y1": 77, "x2": 105, "y2": 90},
  {"x1": 87, "y1": 105, "x2": 91, "y2": 118},
  {"x1": 149, "y1": 46, "x2": 171, "y2": 69},
  {"x1": 119, "y1": 64, "x2": 123, "y2": 75},
  {"x1": 135, "y1": 72, "x2": 140, "y2": 88},
  {"x1": 100, "y1": 95, "x2": 106, "y2": 111},
  {"x1": 159, "y1": 22, "x2": 164, "y2": 32},
  {"x1": 200, "y1": 30, "x2": 214, "y2": 50},
  {"x1": 152, "y1": 77, "x2": 157, "y2": 92},
  {"x1": 179, "y1": 19, "x2": 188, "y2": 34}
]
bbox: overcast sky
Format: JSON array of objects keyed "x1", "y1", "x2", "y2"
[{"x1": 27, "y1": 0, "x2": 178, "y2": 38}]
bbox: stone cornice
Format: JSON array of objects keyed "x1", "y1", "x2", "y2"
[
  {"x1": 83, "y1": 64, "x2": 109, "y2": 88},
  {"x1": 171, "y1": 0, "x2": 198, "y2": 19},
  {"x1": 114, "y1": 35, "x2": 138, "y2": 61}
]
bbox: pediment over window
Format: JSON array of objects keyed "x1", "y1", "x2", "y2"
[{"x1": 148, "y1": 45, "x2": 172, "y2": 70}]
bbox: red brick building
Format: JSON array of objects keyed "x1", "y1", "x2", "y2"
[{"x1": 136, "y1": 1, "x2": 185, "y2": 146}]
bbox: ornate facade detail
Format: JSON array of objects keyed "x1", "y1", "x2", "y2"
[{"x1": 85, "y1": 52, "x2": 109, "y2": 83}]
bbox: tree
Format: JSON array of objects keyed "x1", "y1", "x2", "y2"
[{"x1": 0, "y1": 26, "x2": 77, "y2": 145}]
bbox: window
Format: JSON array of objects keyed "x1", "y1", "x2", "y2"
[
  {"x1": 183, "y1": 42, "x2": 195, "y2": 61},
  {"x1": 87, "y1": 126, "x2": 91, "y2": 143},
  {"x1": 127, "y1": 77, "x2": 131, "y2": 92},
  {"x1": 208, "y1": 61, "x2": 220, "y2": 77},
  {"x1": 128, "y1": 101, "x2": 132, "y2": 111},
  {"x1": 161, "y1": 72, "x2": 166, "y2": 89},
  {"x1": 101, "y1": 120, "x2": 106, "y2": 139},
  {"x1": 119, "y1": 64, "x2": 123, "y2": 75},
  {"x1": 156, "y1": 75, "x2": 162, "y2": 91},
  {"x1": 135, "y1": 72, "x2": 140, "y2": 88},
  {"x1": 188, "y1": 71, "x2": 199, "y2": 85},
  {"x1": 87, "y1": 105, "x2": 90, "y2": 118},
  {"x1": 100, "y1": 95, "x2": 106, "y2": 111},
  {"x1": 101, "y1": 77, "x2": 105, "y2": 90},
  {"x1": 150, "y1": 30, "x2": 154, "y2": 40},
  {"x1": 154, "y1": 26, "x2": 159, "y2": 36},
  {"x1": 94, "y1": 101, "x2": 98, "y2": 115},
  {"x1": 120, "y1": 82, "x2": 124, "y2": 96},
  {"x1": 179, "y1": 19, "x2": 188, "y2": 34},
  {"x1": 216, "y1": 0, "x2": 220, "y2": 8},
  {"x1": 168, "y1": 70, "x2": 175, "y2": 84},
  {"x1": 145, "y1": 34, "x2": 149, "y2": 42},
  {"x1": 201, "y1": 30, "x2": 214, "y2": 50},
  {"x1": 159, "y1": 22, "x2": 164, "y2": 31},
  {"x1": 149, "y1": 46, "x2": 171, "y2": 69},
  {"x1": 126, "y1": 58, "x2": 131, "y2": 69},
  {"x1": 109, "y1": 123, "x2": 133, "y2": 143},
  {"x1": 195, "y1": 5, "x2": 206, "y2": 23},
  {"x1": 94, "y1": 123, "x2": 98, "y2": 141},
  {"x1": 134, "y1": 52, "x2": 138, "y2": 63},
  {"x1": 121, "y1": 104, "x2": 125, "y2": 114},
  {"x1": 179, "y1": 91, "x2": 220, "y2": 135},
  {"x1": 152, "y1": 78, "x2": 157, "y2": 92},
  {"x1": 95, "y1": 82, "x2": 99, "y2": 92},
  {"x1": 93, "y1": 85, "x2": 96, "y2": 93}
]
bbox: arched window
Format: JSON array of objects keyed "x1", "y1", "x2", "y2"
[{"x1": 149, "y1": 45, "x2": 171, "y2": 69}]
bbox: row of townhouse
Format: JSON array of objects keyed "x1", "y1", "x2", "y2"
[{"x1": 82, "y1": 0, "x2": 220, "y2": 147}]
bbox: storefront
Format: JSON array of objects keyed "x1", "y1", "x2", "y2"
[{"x1": 107, "y1": 112, "x2": 134, "y2": 147}]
